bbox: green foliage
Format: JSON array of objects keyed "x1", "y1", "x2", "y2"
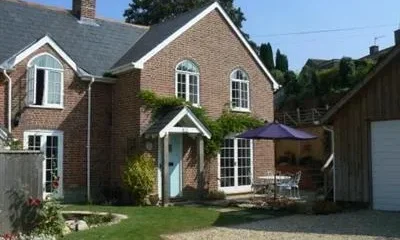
[
  {"x1": 124, "y1": 0, "x2": 246, "y2": 28},
  {"x1": 271, "y1": 69, "x2": 285, "y2": 85},
  {"x1": 8, "y1": 139, "x2": 22, "y2": 150},
  {"x1": 83, "y1": 213, "x2": 113, "y2": 226},
  {"x1": 275, "y1": 49, "x2": 289, "y2": 73},
  {"x1": 32, "y1": 197, "x2": 65, "y2": 237},
  {"x1": 281, "y1": 57, "x2": 376, "y2": 109},
  {"x1": 138, "y1": 90, "x2": 263, "y2": 157},
  {"x1": 123, "y1": 153, "x2": 156, "y2": 205},
  {"x1": 206, "y1": 190, "x2": 226, "y2": 200},
  {"x1": 260, "y1": 43, "x2": 274, "y2": 70}
]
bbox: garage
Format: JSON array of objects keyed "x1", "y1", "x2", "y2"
[{"x1": 371, "y1": 120, "x2": 400, "y2": 211}]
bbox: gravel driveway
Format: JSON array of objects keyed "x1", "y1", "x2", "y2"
[{"x1": 164, "y1": 210, "x2": 400, "y2": 240}]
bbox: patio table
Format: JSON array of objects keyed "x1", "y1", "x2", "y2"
[{"x1": 258, "y1": 175, "x2": 291, "y2": 180}]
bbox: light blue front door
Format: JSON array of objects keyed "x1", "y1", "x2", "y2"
[{"x1": 169, "y1": 134, "x2": 182, "y2": 198}]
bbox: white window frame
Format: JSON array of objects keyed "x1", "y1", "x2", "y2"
[
  {"x1": 218, "y1": 136, "x2": 253, "y2": 194},
  {"x1": 230, "y1": 69, "x2": 250, "y2": 112},
  {"x1": 26, "y1": 53, "x2": 64, "y2": 109},
  {"x1": 175, "y1": 60, "x2": 200, "y2": 106},
  {"x1": 23, "y1": 130, "x2": 64, "y2": 199}
]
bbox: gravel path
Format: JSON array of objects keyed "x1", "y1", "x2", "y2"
[{"x1": 163, "y1": 210, "x2": 400, "y2": 240}]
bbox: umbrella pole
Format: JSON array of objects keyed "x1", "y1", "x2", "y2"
[{"x1": 274, "y1": 140, "x2": 277, "y2": 200}]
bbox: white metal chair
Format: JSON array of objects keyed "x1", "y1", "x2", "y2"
[
  {"x1": 289, "y1": 171, "x2": 302, "y2": 199},
  {"x1": 276, "y1": 173, "x2": 292, "y2": 197}
]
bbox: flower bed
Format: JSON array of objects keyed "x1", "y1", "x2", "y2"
[{"x1": 62, "y1": 211, "x2": 128, "y2": 234}]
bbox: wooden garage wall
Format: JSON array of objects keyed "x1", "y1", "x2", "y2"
[{"x1": 332, "y1": 53, "x2": 400, "y2": 203}]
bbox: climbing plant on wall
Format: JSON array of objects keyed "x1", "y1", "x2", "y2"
[{"x1": 138, "y1": 90, "x2": 264, "y2": 157}]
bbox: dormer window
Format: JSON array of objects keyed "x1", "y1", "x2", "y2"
[
  {"x1": 175, "y1": 60, "x2": 200, "y2": 105},
  {"x1": 230, "y1": 69, "x2": 250, "y2": 112},
  {"x1": 27, "y1": 53, "x2": 64, "y2": 108}
]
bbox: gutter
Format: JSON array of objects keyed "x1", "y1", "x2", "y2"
[
  {"x1": 87, "y1": 77, "x2": 95, "y2": 202},
  {"x1": 323, "y1": 125, "x2": 336, "y2": 202},
  {"x1": 2, "y1": 70, "x2": 12, "y2": 133}
]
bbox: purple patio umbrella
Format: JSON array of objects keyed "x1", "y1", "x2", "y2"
[{"x1": 237, "y1": 122, "x2": 317, "y2": 199}]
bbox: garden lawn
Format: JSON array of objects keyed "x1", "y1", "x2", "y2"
[{"x1": 62, "y1": 205, "x2": 275, "y2": 240}]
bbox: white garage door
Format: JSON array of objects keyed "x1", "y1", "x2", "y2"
[{"x1": 371, "y1": 120, "x2": 400, "y2": 211}]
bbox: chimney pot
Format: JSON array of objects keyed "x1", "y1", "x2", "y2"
[
  {"x1": 395, "y1": 29, "x2": 400, "y2": 45},
  {"x1": 369, "y1": 45, "x2": 379, "y2": 55},
  {"x1": 73, "y1": 0, "x2": 96, "y2": 20}
]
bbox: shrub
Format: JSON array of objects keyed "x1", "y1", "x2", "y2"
[
  {"x1": 148, "y1": 194, "x2": 159, "y2": 206},
  {"x1": 83, "y1": 212, "x2": 113, "y2": 226},
  {"x1": 123, "y1": 153, "x2": 156, "y2": 205},
  {"x1": 312, "y1": 200, "x2": 342, "y2": 215},
  {"x1": 206, "y1": 190, "x2": 226, "y2": 200}
]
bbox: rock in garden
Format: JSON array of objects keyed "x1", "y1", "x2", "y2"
[
  {"x1": 76, "y1": 220, "x2": 89, "y2": 231},
  {"x1": 65, "y1": 220, "x2": 76, "y2": 231}
]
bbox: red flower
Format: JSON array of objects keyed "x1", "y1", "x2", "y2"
[
  {"x1": 1, "y1": 233, "x2": 17, "y2": 240},
  {"x1": 52, "y1": 176, "x2": 60, "y2": 189},
  {"x1": 27, "y1": 197, "x2": 41, "y2": 207}
]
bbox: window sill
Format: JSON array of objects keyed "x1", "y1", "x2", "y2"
[
  {"x1": 27, "y1": 105, "x2": 64, "y2": 110},
  {"x1": 231, "y1": 108, "x2": 251, "y2": 113}
]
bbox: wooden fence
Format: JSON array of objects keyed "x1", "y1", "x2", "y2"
[{"x1": 0, "y1": 151, "x2": 43, "y2": 234}]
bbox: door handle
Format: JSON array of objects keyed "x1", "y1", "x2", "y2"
[{"x1": 169, "y1": 162, "x2": 174, "y2": 167}]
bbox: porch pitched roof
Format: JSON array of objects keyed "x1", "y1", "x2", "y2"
[{"x1": 144, "y1": 106, "x2": 211, "y2": 139}]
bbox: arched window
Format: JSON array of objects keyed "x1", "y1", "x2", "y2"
[
  {"x1": 27, "y1": 53, "x2": 63, "y2": 107},
  {"x1": 175, "y1": 60, "x2": 199, "y2": 105},
  {"x1": 230, "y1": 69, "x2": 249, "y2": 111}
]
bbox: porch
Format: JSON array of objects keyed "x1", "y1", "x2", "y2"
[{"x1": 144, "y1": 106, "x2": 211, "y2": 205}]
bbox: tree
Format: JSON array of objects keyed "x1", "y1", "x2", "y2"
[
  {"x1": 124, "y1": 0, "x2": 246, "y2": 28},
  {"x1": 260, "y1": 43, "x2": 274, "y2": 70},
  {"x1": 338, "y1": 57, "x2": 356, "y2": 89},
  {"x1": 275, "y1": 49, "x2": 289, "y2": 73}
]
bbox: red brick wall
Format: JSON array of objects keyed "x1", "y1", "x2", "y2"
[
  {"x1": 72, "y1": 0, "x2": 96, "y2": 19},
  {"x1": 111, "y1": 69, "x2": 142, "y2": 187},
  {"x1": 139, "y1": 10, "x2": 275, "y2": 194},
  {"x1": 5, "y1": 44, "x2": 112, "y2": 202}
]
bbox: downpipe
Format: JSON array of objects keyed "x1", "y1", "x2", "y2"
[
  {"x1": 3, "y1": 70, "x2": 12, "y2": 133},
  {"x1": 87, "y1": 77, "x2": 95, "y2": 202}
]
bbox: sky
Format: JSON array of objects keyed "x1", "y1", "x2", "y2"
[{"x1": 29, "y1": 0, "x2": 400, "y2": 71}]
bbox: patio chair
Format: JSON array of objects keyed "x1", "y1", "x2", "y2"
[
  {"x1": 252, "y1": 180, "x2": 267, "y2": 197},
  {"x1": 289, "y1": 171, "x2": 302, "y2": 199},
  {"x1": 276, "y1": 174, "x2": 291, "y2": 197}
]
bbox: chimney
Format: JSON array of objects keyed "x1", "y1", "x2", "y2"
[
  {"x1": 395, "y1": 29, "x2": 400, "y2": 45},
  {"x1": 72, "y1": 0, "x2": 96, "y2": 20},
  {"x1": 369, "y1": 45, "x2": 379, "y2": 55}
]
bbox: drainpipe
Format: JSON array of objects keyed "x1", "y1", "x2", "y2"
[
  {"x1": 3, "y1": 70, "x2": 12, "y2": 133},
  {"x1": 87, "y1": 77, "x2": 95, "y2": 202},
  {"x1": 323, "y1": 125, "x2": 336, "y2": 202}
]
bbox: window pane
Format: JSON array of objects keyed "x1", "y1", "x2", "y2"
[
  {"x1": 177, "y1": 60, "x2": 199, "y2": 73},
  {"x1": 177, "y1": 73, "x2": 186, "y2": 100},
  {"x1": 231, "y1": 81, "x2": 240, "y2": 108},
  {"x1": 35, "y1": 69, "x2": 45, "y2": 105},
  {"x1": 237, "y1": 139, "x2": 251, "y2": 186},
  {"x1": 189, "y1": 75, "x2": 198, "y2": 104},
  {"x1": 47, "y1": 71, "x2": 62, "y2": 105},
  {"x1": 28, "y1": 135, "x2": 41, "y2": 151},
  {"x1": 220, "y1": 138, "x2": 235, "y2": 187},
  {"x1": 31, "y1": 55, "x2": 62, "y2": 69},
  {"x1": 45, "y1": 136, "x2": 59, "y2": 193}
]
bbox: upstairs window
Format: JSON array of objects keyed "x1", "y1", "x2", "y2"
[
  {"x1": 27, "y1": 53, "x2": 63, "y2": 108},
  {"x1": 231, "y1": 69, "x2": 250, "y2": 111},
  {"x1": 176, "y1": 60, "x2": 199, "y2": 105}
]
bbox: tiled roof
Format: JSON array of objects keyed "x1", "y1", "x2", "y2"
[{"x1": 0, "y1": 0, "x2": 148, "y2": 76}]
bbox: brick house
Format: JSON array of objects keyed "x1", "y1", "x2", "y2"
[{"x1": 0, "y1": 0, "x2": 278, "y2": 203}]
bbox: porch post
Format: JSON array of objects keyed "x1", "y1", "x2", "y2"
[
  {"x1": 162, "y1": 134, "x2": 170, "y2": 206},
  {"x1": 197, "y1": 135, "x2": 205, "y2": 198}
]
